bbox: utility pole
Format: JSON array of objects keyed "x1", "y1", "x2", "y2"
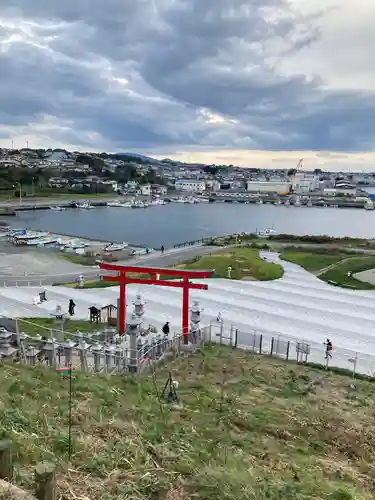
[{"x1": 14, "y1": 183, "x2": 22, "y2": 206}]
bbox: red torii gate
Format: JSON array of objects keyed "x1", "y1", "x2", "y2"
[{"x1": 99, "y1": 262, "x2": 214, "y2": 344}]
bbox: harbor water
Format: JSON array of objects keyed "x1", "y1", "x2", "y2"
[{"x1": 6, "y1": 203, "x2": 375, "y2": 248}]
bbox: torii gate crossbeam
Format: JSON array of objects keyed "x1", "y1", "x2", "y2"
[{"x1": 99, "y1": 262, "x2": 213, "y2": 344}]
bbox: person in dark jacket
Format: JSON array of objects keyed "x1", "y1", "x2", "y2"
[
  {"x1": 162, "y1": 321, "x2": 170, "y2": 336},
  {"x1": 161, "y1": 245, "x2": 165, "y2": 254},
  {"x1": 68, "y1": 299, "x2": 76, "y2": 316}
]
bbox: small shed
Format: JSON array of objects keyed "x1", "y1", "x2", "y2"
[{"x1": 100, "y1": 303, "x2": 118, "y2": 327}]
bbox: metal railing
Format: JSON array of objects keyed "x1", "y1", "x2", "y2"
[
  {"x1": 2, "y1": 279, "x2": 45, "y2": 287},
  {"x1": 2, "y1": 315, "x2": 374, "y2": 379},
  {"x1": 208, "y1": 322, "x2": 375, "y2": 378}
]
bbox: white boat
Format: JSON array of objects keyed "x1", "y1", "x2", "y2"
[
  {"x1": 76, "y1": 202, "x2": 95, "y2": 209},
  {"x1": 104, "y1": 242, "x2": 129, "y2": 252},
  {"x1": 284, "y1": 199, "x2": 290, "y2": 206},
  {"x1": 27, "y1": 237, "x2": 59, "y2": 246},
  {"x1": 49, "y1": 206, "x2": 66, "y2": 211},
  {"x1": 131, "y1": 201, "x2": 148, "y2": 208},
  {"x1": 12, "y1": 231, "x2": 49, "y2": 242},
  {"x1": 255, "y1": 199, "x2": 263, "y2": 205},
  {"x1": 60, "y1": 239, "x2": 89, "y2": 250},
  {"x1": 107, "y1": 201, "x2": 132, "y2": 207},
  {"x1": 365, "y1": 199, "x2": 374, "y2": 210},
  {"x1": 256, "y1": 227, "x2": 276, "y2": 237},
  {"x1": 149, "y1": 199, "x2": 166, "y2": 206},
  {"x1": 306, "y1": 200, "x2": 313, "y2": 207}
]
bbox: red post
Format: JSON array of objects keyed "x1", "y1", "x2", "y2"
[
  {"x1": 119, "y1": 272, "x2": 126, "y2": 335},
  {"x1": 182, "y1": 277, "x2": 190, "y2": 344}
]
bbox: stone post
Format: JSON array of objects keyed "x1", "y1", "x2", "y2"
[
  {"x1": 115, "y1": 347, "x2": 124, "y2": 372},
  {"x1": 77, "y1": 341, "x2": 90, "y2": 372},
  {"x1": 127, "y1": 314, "x2": 141, "y2": 373},
  {"x1": 156, "y1": 334, "x2": 162, "y2": 357},
  {"x1": 34, "y1": 462, "x2": 56, "y2": 500},
  {"x1": 151, "y1": 338, "x2": 157, "y2": 360},
  {"x1": 104, "y1": 345, "x2": 116, "y2": 372},
  {"x1": 91, "y1": 344, "x2": 103, "y2": 372},
  {"x1": 62, "y1": 340, "x2": 76, "y2": 367},
  {"x1": 43, "y1": 340, "x2": 57, "y2": 367},
  {"x1": 0, "y1": 440, "x2": 13, "y2": 480},
  {"x1": 26, "y1": 346, "x2": 40, "y2": 365}
]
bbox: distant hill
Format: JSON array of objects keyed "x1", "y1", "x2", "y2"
[{"x1": 114, "y1": 152, "x2": 155, "y2": 162}]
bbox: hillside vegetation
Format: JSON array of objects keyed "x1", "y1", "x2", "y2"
[
  {"x1": 0, "y1": 346, "x2": 374, "y2": 499},
  {"x1": 182, "y1": 247, "x2": 283, "y2": 280},
  {"x1": 281, "y1": 250, "x2": 375, "y2": 289}
]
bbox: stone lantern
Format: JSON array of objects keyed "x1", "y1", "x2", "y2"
[
  {"x1": 190, "y1": 299, "x2": 203, "y2": 343},
  {"x1": 50, "y1": 304, "x2": 66, "y2": 342},
  {"x1": 127, "y1": 313, "x2": 142, "y2": 373},
  {"x1": 133, "y1": 293, "x2": 145, "y2": 320}
]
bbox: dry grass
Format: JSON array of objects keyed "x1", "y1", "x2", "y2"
[{"x1": 1, "y1": 346, "x2": 374, "y2": 499}]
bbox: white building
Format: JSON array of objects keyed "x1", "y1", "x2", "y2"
[
  {"x1": 323, "y1": 184, "x2": 357, "y2": 197},
  {"x1": 175, "y1": 179, "x2": 206, "y2": 192},
  {"x1": 246, "y1": 181, "x2": 291, "y2": 194},
  {"x1": 140, "y1": 184, "x2": 151, "y2": 196},
  {"x1": 205, "y1": 179, "x2": 221, "y2": 191},
  {"x1": 292, "y1": 173, "x2": 319, "y2": 193}
]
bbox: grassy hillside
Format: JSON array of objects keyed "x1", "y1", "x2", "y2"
[
  {"x1": 280, "y1": 250, "x2": 375, "y2": 290},
  {"x1": 0, "y1": 346, "x2": 374, "y2": 499},
  {"x1": 280, "y1": 250, "x2": 346, "y2": 271},
  {"x1": 56, "y1": 248, "x2": 284, "y2": 287},
  {"x1": 183, "y1": 247, "x2": 283, "y2": 280}
]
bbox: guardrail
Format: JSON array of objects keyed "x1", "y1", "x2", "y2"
[
  {"x1": 1, "y1": 279, "x2": 45, "y2": 287},
  {"x1": 209, "y1": 322, "x2": 375, "y2": 378}
]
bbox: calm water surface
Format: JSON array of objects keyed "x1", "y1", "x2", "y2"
[{"x1": 8, "y1": 203, "x2": 375, "y2": 247}]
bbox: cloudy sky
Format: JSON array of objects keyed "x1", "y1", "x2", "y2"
[{"x1": 0, "y1": 0, "x2": 374, "y2": 170}]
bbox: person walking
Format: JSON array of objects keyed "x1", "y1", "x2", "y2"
[
  {"x1": 324, "y1": 338, "x2": 333, "y2": 359},
  {"x1": 68, "y1": 299, "x2": 76, "y2": 316},
  {"x1": 162, "y1": 321, "x2": 170, "y2": 336},
  {"x1": 161, "y1": 245, "x2": 165, "y2": 254}
]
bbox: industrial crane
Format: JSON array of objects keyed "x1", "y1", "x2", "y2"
[{"x1": 287, "y1": 158, "x2": 304, "y2": 193}]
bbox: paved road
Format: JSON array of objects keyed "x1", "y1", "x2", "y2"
[{"x1": 0, "y1": 244, "x2": 220, "y2": 287}]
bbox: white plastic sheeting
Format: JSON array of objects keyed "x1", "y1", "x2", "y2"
[{"x1": 1, "y1": 251, "x2": 375, "y2": 359}]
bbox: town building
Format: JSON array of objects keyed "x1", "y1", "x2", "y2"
[
  {"x1": 174, "y1": 179, "x2": 206, "y2": 192},
  {"x1": 246, "y1": 181, "x2": 291, "y2": 194}
]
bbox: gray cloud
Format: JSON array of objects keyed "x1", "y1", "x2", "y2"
[{"x1": 0, "y1": 0, "x2": 374, "y2": 153}]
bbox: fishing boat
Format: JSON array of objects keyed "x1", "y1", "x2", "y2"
[
  {"x1": 50, "y1": 206, "x2": 66, "y2": 211},
  {"x1": 11, "y1": 231, "x2": 49, "y2": 244},
  {"x1": 149, "y1": 199, "x2": 167, "y2": 206},
  {"x1": 76, "y1": 201, "x2": 95, "y2": 209},
  {"x1": 365, "y1": 199, "x2": 374, "y2": 210},
  {"x1": 104, "y1": 242, "x2": 129, "y2": 252},
  {"x1": 107, "y1": 201, "x2": 131, "y2": 207},
  {"x1": 256, "y1": 227, "x2": 276, "y2": 237},
  {"x1": 60, "y1": 239, "x2": 89, "y2": 250},
  {"x1": 27, "y1": 237, "x2": 59, "y2": 246},
  {"x1": 131, "y1": 200, "x2": 148, "y2": 208}
]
